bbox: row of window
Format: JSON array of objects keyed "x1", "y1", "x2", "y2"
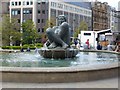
[
  {"x1": 12, "y1": 10, "x2": 32, "y2": 15},
  {"x1": 38, "y1": 19, "x2": 45, "y2": 23},
  {"x1": 23, "y1": 10, "x2": 32, "y2": 14},
  {"x1": 38, "y1": 10, "x2": 45, "y2": 14},
  {"x1": 12, "y1": 10, "x2": 20, "y2": 15},
  {"x1": 38, "y1": 28, "x2": 44, "y2": 33},
  {"x1": 11, "y1": 1, "x2": 33, "y2": 6},
  {"x1": 38, "y1": 2, "x2": 46, "y2": 5},
  {"x1": 51, "y1": 2, "x2": 91, "y2": 15}
]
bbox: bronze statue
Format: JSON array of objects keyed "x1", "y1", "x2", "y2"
[{"x1": 44, "y1": 15, "x2": 71, "y2": 49}]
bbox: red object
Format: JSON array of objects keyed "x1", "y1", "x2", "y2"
[{"x1": 86, "y1": 39, "x2": 90, "y2": 48}]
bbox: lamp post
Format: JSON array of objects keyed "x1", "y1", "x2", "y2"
[
  {"x1": 73, "y1": 14, "x2": 75, "y2": 38},
  {"x1": 10, "y1": 36, "x2": 13, "y2": 46}
]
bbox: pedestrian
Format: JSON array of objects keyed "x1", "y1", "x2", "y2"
[
  {"x1": 97, "y1": 42, "x2": 102, "y2": 50},
  {"x1": 26, "y1": 47, "x2": 31, "y2": 52},
  {"x1": 85, "y1": 39, "x2": 90, "y2": 49},
  {"x1": 76, "y1": 41, "x2": 80, "y2": 49},
  {"x1": 20, "y1": 47, "x2": 24, "y2": 52},
  {"x1": 107, "y1": 42, "x2": 115, "y2": 51},
  {"x1": 74, "y1": 39, "x2": 78, "y2": 48}
]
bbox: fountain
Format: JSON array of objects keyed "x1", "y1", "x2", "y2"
[
  {"x1": 38, "y1": 15, "x2": 79, "y2": 59},
  {"x1": 0, "y1": 15, "x2": 119, "y2": 83},
  {"x1": 0, "y1": 50, "x2": 119, "y2": 83}
]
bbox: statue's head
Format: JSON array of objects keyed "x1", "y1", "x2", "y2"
[{"x1": 57, "y1": 15, "x2": 67, "y2": 25}]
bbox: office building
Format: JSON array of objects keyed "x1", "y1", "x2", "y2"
[
  {"x1": 92, "y1": 1, "x2": 110, "y2": 31},
  {"x1": 9, "y1": 0, "x2": 92, "y2": 38},
  {"x1": 0, "y1": 0, "x2": 10, "y2": 47}
]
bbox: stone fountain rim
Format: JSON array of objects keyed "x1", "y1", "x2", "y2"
[
  {"x1": 1, "y1": 62, "x2": 119, "y2": 73},
  {"x1": 1, "y1": 50, "x2": 119, "y2": 83}
]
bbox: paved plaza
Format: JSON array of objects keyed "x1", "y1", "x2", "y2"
[{"x1": 1, "y1": 77, "x2": 119, "y2": 88}]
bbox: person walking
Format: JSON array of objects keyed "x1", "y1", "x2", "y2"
[{"x1": 85, "y1": 39, "x2": 90, "y2": 49}]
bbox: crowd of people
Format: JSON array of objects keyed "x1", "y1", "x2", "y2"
[
  {"x1": 97, "y1": 40, "x2": 120, "y2": 52},
  {"x1": 73, "y1": 38, "x2": 120, "y2": 52}
]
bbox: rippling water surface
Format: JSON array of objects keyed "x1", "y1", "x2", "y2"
[{"x1": 0, "y1": 51, "x2": 119, "y2": 67}]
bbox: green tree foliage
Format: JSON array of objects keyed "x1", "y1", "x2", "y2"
[
  {"x1": 41, "y1": 17, "x2": 56, "y2": 43},
  {"x1": 74, "y1": 21, "x2": 88, "y2": 38},
  {"x1": 2, "y1": 14, "x2": 21, "y2": 46},
  {"x1": 22, "y1": 20, "x2": 39, "y2": 44},
  {"x1": 44, "y1": 17, "x2": 56, "y2": 30}
]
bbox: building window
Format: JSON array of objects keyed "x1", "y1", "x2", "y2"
[
  {"x1": 38, "y1": 10, "x2": 40, "y2": 14},
  {"x1": 38, "y1": 28, "x2": 40, "y2": 32},
  {"x1": 42, "y1": 2, "x2": 45, "y2": 4},
  {"x1": 27, "y1": 1, "x2": 29, "y2": 5},
  {"x1": 15, "y1": 10, "x2": 18, "y2": 15},
  {"x1": 38, "y1": 19, "x2": 40, "y2": 23},
  {"x1": 26, "y1": 10, "x2": 30, "y2": 14},
  {"x1": 18, "y1": 19, "x2": 20, "y2": 23},
  {"x1": 12, "y1": 2, "x2": 14, "y2": 6},
  {"x1": 23, "y1": 10, "x2": 26, "y2": 14},
  {"x1": 42, "y1": 28, "x2": 44, "y2": 32},
  {"x1": 41, "y1": 19, "x2": 44, "y2": 23},
  {"x1": 19, "y1": 2, "x2": 21, "y2": 5},
  {"x1": 29, "y1": 10, "x2": 32, "y2": 14},
  {"x1": 15, "y1": 2, "x2": 17, "y2": 6},
  {"x1": 12, "y1": 10, "x2": 19, "y2": 15},
  {"x1": 30, "y1": 1, "x2": 33, "y2": 5},
  {"x1": 18, "y1": 10, "x2": 20, "y2": 14},
  {"x1": 12, "y1": 10, "x2": 15, "y2": 15},
  {"x1": 42, "y1": 10, "x2": 45, "y2": 14},
  {"x1": 38, "y1": 2, "x2": 41, "y2": 4}
]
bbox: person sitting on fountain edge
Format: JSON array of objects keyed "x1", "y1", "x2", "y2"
[{"x1": 44, "y1": 15, "x2": 71, "y2": 49}]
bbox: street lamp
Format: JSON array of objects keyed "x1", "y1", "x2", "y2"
[{"x1": 10, "y1": 36, "x2": 13, "y2": 46}]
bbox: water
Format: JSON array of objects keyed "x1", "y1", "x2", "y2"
[{"x1": 0, "y1": 51, "x2": 119, "y2": 67}]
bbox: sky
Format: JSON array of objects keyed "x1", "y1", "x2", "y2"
[
  {"x1": 91, "y1": 0, "x2": 120, "y2": 10},
  {"x1": 65, "y1": 0, "x2": 120, "y2": 10}
]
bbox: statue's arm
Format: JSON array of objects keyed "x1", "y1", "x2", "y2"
[{"x1": 44, "y1": 40, "x2": 51, "y2": 47}]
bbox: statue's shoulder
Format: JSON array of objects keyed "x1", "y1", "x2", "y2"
[
  {"x1": 60, "y1": 22, "x2": 69, "y2": 28},
  {"x1": 52, "y1": 26, "x2": 58, "y2": 30},
  {"x1": 62, "y1": 22, "x2": 69, "y2": 25}
]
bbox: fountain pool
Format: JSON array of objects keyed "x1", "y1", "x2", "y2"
[
  {"x1": 0, "y1": 51, "x2": 119, "y2": 67},
  {"x1": 0, "y1": 50, "x2": 120, "y2": 83}
]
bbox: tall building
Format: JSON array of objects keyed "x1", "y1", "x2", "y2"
[
  {"x1": 0, "y1": 0, "x2": 10, "y2": 47},
  {"x1": 9, "y1": 0, "x2": 92, "y2": 39},
  {"x1": 110, "y1": 7, "x2": 118, "y2": 31},
  {"x1": 92, "y1": 1, "x2": 110, "y2": 31},
  {"x1": 118, "y1": 1, "x2": 120, "y2": 11},
  {"x1": 0, "y1": 0, "x2": 10, "y2": 22},
  {"x1": 118, "y1": 1, "x2": 120, "y2": 31}
]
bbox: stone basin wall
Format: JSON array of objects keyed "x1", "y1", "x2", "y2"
[
  {"x1": 38, "y1": 49, "x2": 79, "y2": 59},
  {"x1": 1, "y1": 62, "x2": 119, "y2": 83}
]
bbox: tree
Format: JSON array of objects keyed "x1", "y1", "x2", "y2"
[
  {"x1": 2, "y1": 14, "x2": 21, "y2": 46},
  {"x1": 44, "y1": 17, "x2": 56, "y2": 30},
  {"x1": 74, "y1": 21, "x2": 88, "y2": 38},
  {"x1": 41, "y1": 17, "x2": 56, "y2": 43},
  {"x1": 22, "y1": 20, "x2": 39, "y2": 44}
]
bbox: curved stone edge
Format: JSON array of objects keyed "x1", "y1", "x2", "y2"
[
  {"x1": 38, "y1": 48, "x2": 79, "y2": 59},
  {"x1": 1, "y1": 62, "x2": 119, "y2": 83},
  {"x1": 1, "y1": 62, "x2": 119, "y2": 72},
  {"x1": 80, "y1": 49, "x2": 120, "y2": 55}
]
